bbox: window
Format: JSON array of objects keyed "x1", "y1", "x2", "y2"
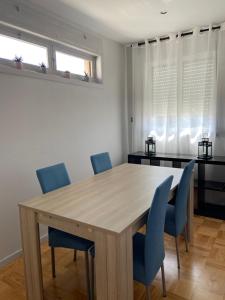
[
  {"x1": 149, "y1": 55, "x2": 216, "y2": 147},
  {"x1": 152, "y1": 64, "x2": 177, "y2": 117},
  {"x1": 56, "y1": 51, "x2": 91, "y2": 76},
  {"x1": 150, "y1": 64, "x2": 178, "y2": 139},
  {"x1": 0, "y1": 25, "x2": 101, "y2": 85},
  {"x1": 0, "y1": 34, "x2": 48, "y2": 67},
  {"x1": 182, "y1": 58, "x2": 216, "y2": 122}
]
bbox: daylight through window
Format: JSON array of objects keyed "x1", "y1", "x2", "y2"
[
  {"x1": 55, "y1": 51, "x2": 91, "y2": 76},
  {"x1": 0, "y1": 34, "x2": 48, "y2": 67}
]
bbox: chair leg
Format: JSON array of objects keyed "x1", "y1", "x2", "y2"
[
  {"x1": 175, "y1": 237, "x2": 180, "y2": 269},
  {"x1": 184, "y1": 225, "x2": 189, "y2": 252},
  {"x1": 85, "y1": 251, "x2": 92, "y2": 300},
  {"x1": 161, "y1": 262, "x2": 167, "y2": 297},
  {"x1": 90, "y1": 255, "x2": 95, "y2": 300},
  {"x1": 73, "y1": 249, "x2": 77, "y2": 261},
  {"x1": 51, "y1": 247, "x2": 56, "y2": 278},
  {"x1": 145, "y1": 285, "x2": 151, "y2": 300}
]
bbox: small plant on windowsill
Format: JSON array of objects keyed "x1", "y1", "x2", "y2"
[
  {"x1": 39, "y1": 62, "x2": 47, "y2": 74},
  {"x1": 82, "y1": 72, "x2": 89, "y2": 82},
  {"x1": 64, "y1": 70, "x2": 71, "y2": 79},
  {"x1": 14, "y1": 56, "x2": 23, "y2": 70}
]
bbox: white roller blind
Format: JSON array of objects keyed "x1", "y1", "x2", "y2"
[
  {"x1": 182, "y1": 58, "x2": 215, "y2": 117},
  {"x1": 152, "y1": 64, "x2": 177, "y2": 117},
  {"x1": 152, "y1": 58, "x2": 215, "y2": 124}
]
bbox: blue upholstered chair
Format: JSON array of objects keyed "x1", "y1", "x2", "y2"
[
  {"x1": 90, "y1": 152, "x2": 112, "y2": 174},
  {"x1": 164, "y1": 160, "x2": 195, "y2": 269},
  {"x1": 36, "y1": 163, "x2": 94, "y2": 300},
  {"x1": 133, "y1": 176, "x2": 173, "y2": 299}
]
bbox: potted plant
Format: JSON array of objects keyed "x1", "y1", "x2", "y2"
[
  {"x1": 64, "y1": 70, "x2": 71, "y2": 79},
  {"x1": 39, "y1": 62, "x2": 47, "y2": 74},
  {"x1": 14, "y1": 56, "x2": 23, "y2": 70},
  {"x1": 82, "y1": 72, "x2": 89, "y2": 82}
]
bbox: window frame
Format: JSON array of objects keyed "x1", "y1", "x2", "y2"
[
  {"x1": 0, "y1": 24, "x2": 101, "y2": 85},
  {"x1": 0, "y1": 26, "x2": 51, "y2": 72},
  {"x1": 53, "y1": 46, "x2": 97, "y2": 80}
]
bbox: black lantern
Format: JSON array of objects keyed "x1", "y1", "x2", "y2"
[
  {"x1": 145, "y1": 137, "x2": 156, "y2": 156},
  {"x1": 198, "y1": 137, "x2": 212, "y2": 159}
]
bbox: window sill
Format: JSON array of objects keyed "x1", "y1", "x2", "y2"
[{"x1": 0, "y1": 64, "x2": 103, "y2": 89}]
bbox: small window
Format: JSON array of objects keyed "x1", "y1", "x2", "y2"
[
  {"x1": 55, "y1": 51, "x2": 91, "y2": 76},
  {"x1": 0, "y1": 25, "x2": 102, "y2": 85},
  {"x1": 0, "y1": 34, "x2": 48, "y2": 67}
]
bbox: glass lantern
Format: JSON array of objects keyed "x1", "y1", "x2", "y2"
[
  {"x1": 145, "y1": 137, "x2": 156, "y2": 156},
  {"x1": 198, "y1": 138, "x2": 212, "y2": 159}
]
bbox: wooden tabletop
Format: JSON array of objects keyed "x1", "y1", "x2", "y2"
[{"x1": 20, "y1": 163, "x2": 183, "y2": 234}]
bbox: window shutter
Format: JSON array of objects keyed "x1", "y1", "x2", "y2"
[
  {"x1": 182, "y1": 58, "x2": 216, "y2": 118},
  {"x1": 152, "y1": 65, "x2": 177, "y2": 117}
]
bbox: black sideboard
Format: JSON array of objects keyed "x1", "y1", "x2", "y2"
[{"x1": 128, "y1": 151, "x2": 225, "y2": 220}]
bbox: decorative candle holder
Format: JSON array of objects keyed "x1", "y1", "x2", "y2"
[
  {"x1": 145, "y1": 137, "x2": 156, "y2": 156},
  {"x1": 198, "y1": 137, "x2": 212, "y2": 159}
]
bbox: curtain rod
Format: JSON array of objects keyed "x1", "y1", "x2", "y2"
[{"x1": 132, "y1": 25, "x2": 221, "y2": 47}]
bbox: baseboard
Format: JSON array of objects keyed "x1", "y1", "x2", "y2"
[{"x1": 0, "y1": 233, "x2": 48, "y2": 268}]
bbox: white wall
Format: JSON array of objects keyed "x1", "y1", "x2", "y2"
[{"x1": 0, "y1": 1, "x2": 125, "y2": 265}]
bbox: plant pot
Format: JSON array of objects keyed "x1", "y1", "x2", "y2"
[
  {"x1": 82, "y1": 75, "x2": 89, "y2": 82},
  {"x1": 41, "y1": 66, "x2": 47, "y2": 74},
  {"x1": 15, "y1": 61, "x2": 23, "y2": 70},
  {"x1": 64, "y1": 71, "x2": 71, "y2": 79}
]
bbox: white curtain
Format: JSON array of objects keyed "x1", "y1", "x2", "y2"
[{"x1": 130, "y1": 25, "x2": 225, "y2": 155}]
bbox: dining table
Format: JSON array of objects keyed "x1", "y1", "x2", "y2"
[{"x1": 19, "y1": 163, "x2": 193, "y2": 300}]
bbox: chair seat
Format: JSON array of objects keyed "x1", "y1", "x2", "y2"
[
  {"x1": 49, "y1": 227, "x2": 94, "y2": 251},
  {"x1": 133, "y1": 232, "x2": 147, "y2": 285},
  {"x1": 164, "y1": 204, "x2": 176, "y2": 237}
]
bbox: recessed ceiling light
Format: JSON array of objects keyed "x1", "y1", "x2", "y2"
[{"x1": 160, "y1": 10, "x2": 168, "y2": 15}]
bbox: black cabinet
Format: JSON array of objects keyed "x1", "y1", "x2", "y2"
[{"x1": 128, "y1": 151, "x2": 225, "y2": 220}]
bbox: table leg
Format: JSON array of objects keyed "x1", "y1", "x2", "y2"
[
  {"x1": 95, "y1": 227, "x2": 133, "y2": 300},
  {"x1": 187, "y1": 171, "x2": 194, "y2": 242},
  {"x1": 198, "y1": 163, "x2": 205, "y2": 212},
  {"x1": 19, "y1": 206, "x2": 43, "y2": 300}
]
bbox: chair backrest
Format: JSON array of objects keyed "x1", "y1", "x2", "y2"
[
  {"x1": 36, "y1": 163, "x2": 71, "y2": 194},
  {"x1": 90, "y1": 152, "x2": 112, "y2": 174},
  {"x1": 175, "y1": 160, "x2": 195, "y2": 235},
  {"x1": 145, "y1": 175, "x2": 173, "y2": 284}
]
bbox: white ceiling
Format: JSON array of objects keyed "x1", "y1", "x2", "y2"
[{"x1": 29, "y1": 0, "x2": 225, "y2": 43}]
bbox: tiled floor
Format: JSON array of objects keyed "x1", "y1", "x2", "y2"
[{"x1": 1, "y1": 216, "x2": 225, "y2": 299}]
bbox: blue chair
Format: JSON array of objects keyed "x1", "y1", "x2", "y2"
[
  {"x1": 90, "y1": 152, "x2": 112, "y2": 174},
  {"x1": 133, "y1": 176, "x2": 173, "y2": 299},
  {"x1": 164, "y1": 160, "x2": 195, "y2": 269},
  {"x1": 36, "y1": 163, "x2": 94, "y2": 300}
]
